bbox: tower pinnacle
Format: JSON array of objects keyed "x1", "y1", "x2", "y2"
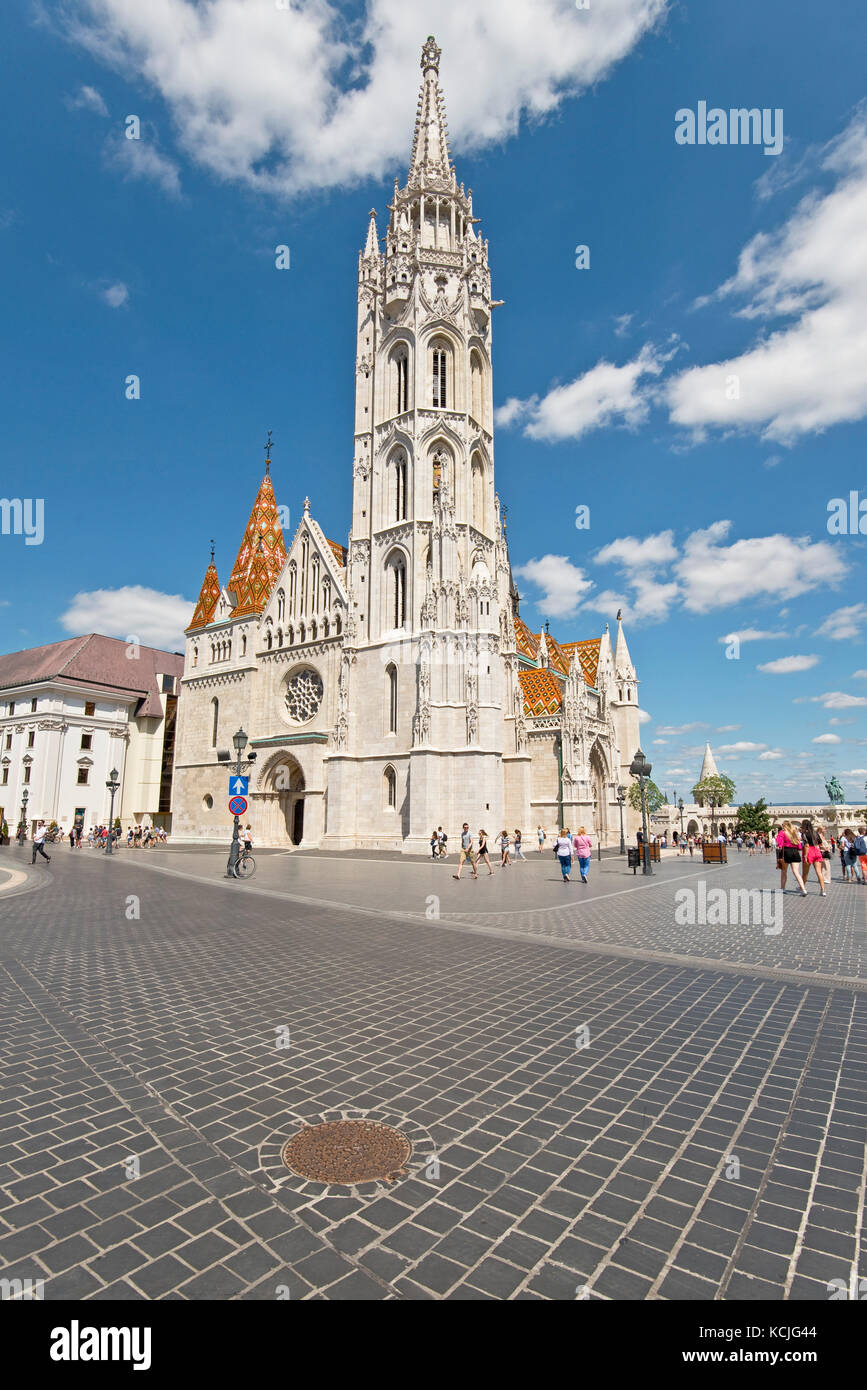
[{"x1": 408, "y1": 35, "x2": 452, "y2": 185}]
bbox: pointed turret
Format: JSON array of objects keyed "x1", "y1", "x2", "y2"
[
  {"x1": 186, "y1": 543, "x2": 221, "y2": 632},
  {"x1": 408, "y1": 37, "x2": 452, "y2": 187},
  {"x1": 227, "y1": 468, "x2": 286, "y2": 617},
  {"x1": 613, "y1": 609, "x2": 635, "y2": 678},
  {"x1": 363, "y1": 208, "x2": 379, "y2": 258},
  {"x1": 699, "y1": 743, "x2": 719, "y2": 782}
]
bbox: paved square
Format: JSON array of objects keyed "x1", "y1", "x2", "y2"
[{"x1": 0, "y1": 844, "x2": 864, "y2": 1300}]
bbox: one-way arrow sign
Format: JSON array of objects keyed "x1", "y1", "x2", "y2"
[{"x1": 229, "y1": 775, "x2": 249, "y2": 796}]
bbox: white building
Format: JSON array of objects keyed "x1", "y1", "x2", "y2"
[
  {"x1": 171, "y1": 37, "x2": 645, "y2": 851},
  {"x1": 0, "y1": 634, "x2": 183, "y2": 836}
]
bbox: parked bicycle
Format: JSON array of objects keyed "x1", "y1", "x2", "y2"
[{"x1": 233, "y1": 846, "x2": 256, "y2": 880}]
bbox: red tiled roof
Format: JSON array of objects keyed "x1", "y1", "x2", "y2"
[
  {"x1": 0, "y1": 635, "x2": 184, "y2": 716},
  {"x1": 518, "y1": 668, "x2": 562, "y2": 716},
  {"x1": 326, "y1": 538, "x2": 347, "y2": 568},
  {"x1": 514, "y1": 614, "x2": 539, "y2": 661},
  {"x1": 560, "y1": 638, "x2": 601, "y2": 687},
  {"x1": 187, "y1": 560, "x2": 221, "y2": 633}
]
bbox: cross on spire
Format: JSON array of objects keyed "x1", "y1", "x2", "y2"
[
  {"x1": 210, "y1": 538, "x2": 215, "y2": 562},
  {"x1": 264, "y1": 430, "x2": 274, "y2": 472}
]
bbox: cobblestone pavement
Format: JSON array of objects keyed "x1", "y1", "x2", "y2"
[{"x1": 0, "y1": 847, "x2": 865, "y2": 1301}]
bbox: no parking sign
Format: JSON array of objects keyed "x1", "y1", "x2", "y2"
[{"x1": 228, "y1": 795, "x2": 248, "y2": 817}]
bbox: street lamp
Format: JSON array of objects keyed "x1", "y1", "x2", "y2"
[
  {"x1": 629, "y1": 748, "x2": 653, "y2": 876},
  {"x1": 710, "y1": 795, "x2": 718, "y2": 840},
  {"x1": 105, "y1": 768, "x2": 120, "y2": 856},
  {"x1": 225, "y1": 727, "x2": 257, "y2": 878},
  {"x1": 18, "y1": 787, "x2": 29, "y2": 845},
  {"x1": 678, "y1": 797, "x2": 685, "y2": 840},
  {"x1": 616, "y1": 783, "x2": 626, "y2": 855}
]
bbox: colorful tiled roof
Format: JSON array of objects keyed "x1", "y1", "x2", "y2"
[
  {"x1": 186, "y1": 558, "x2": 221, "y2": 633},
  {"x1": 227, "y1": 473, "x2": 287, "y2": 618},
  {"x1": 560, "y1": 638, "x2": 601, "y2": 688},
  {"x1": 326, "y1": 538, "x2": 347, "y2": 569},
  {"x1": 514, "y1": 614, "x2": 539, "y2": 662},
  {"x1": 544, "y1": 632, "x2": 572, "y2": 677},
  {"x1": 518, "y1": 668, "x2": 563, "y2": 716}
]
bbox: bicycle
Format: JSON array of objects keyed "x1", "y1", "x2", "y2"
[{"x1": 233, "y1": 846, "x2": 256, "y2": 880}]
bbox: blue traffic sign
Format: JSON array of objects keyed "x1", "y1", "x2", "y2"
[
  {"x1": 229, "y1": 775, "x2": 249, "y2": 796},
  {"x1": 228, "y1": 795, "x2": 248, "y2": 817}
]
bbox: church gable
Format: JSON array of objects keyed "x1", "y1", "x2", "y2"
[{"x1": 260, "y1": 508, "x2": 349, "y2": 649}]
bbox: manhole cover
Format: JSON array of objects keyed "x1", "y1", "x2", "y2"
[{"x1": 282, "y1": 1119, "x2": 412, "y2": 1185}]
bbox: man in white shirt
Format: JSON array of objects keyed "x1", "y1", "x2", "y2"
[{"x1": 31, "y1": 821, "x2": 51, "y2": 865}]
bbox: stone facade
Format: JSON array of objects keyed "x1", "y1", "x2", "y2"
[{"x1": 171, "y1": 37, "x2": 645, "y2": 851}]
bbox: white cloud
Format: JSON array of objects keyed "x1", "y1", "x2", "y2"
[
  {"x1": 716, "y1": 724, "x2": 741, "y2": 732},
  {"x1": 497, "y1": 343, "x2": 667, "y2": 442},
  {"x1": 799, "y1": 690, "x2": 867, "y2": 709},
  {"x1": 68, "y1": 83, "x2": 109, "y2": 116},
  {"x1": 100, "y1": 282, "x2": 129, "y2": 308},
  {"x1": 718, "y1": 742, "x2": 768, "y2": 754},
  {"x1": 717, "y1": 628, "x2": 788, "y2": 644},
  {"x1": 854, "y1": 670, "x2": 867, "y2": 679},
  {"x1": 638, "y1": 709, "x2": 652, "y2": 725},
  {"x1": 613, "y1": 312, "x2": 634, "y2": 337},
  {"x1": 513, "y1": 555, "x2": 593, "y2": 620},
  {"x1": 655, "y1": 722, "x2": 708, "y2": 736},
  {"x1": 60, "y1": 586, "x2": 193, "y2": 650},
  {"x1": 759, "y1": 750, "x2": 785, "y2": 760},
  {"x1": 667, "y1": 111, "x2": 867, "y2": 442},
  {"x1": 105, "y1": 133, "x2": 181, "y2": 196},
  {"x1": 676, "y1": 521, "x2": 846, "y2": 613},
  {"x1": 839, "y1": 768, "x2": 867, "y2": 777},
  {"x1": 60, "y1": 0, "x2": 667, "y2": 196},
  {"x1": 815, "y1": 604, "x2": 867, "y2": 640},
  {"x1": 757, "y1": 653, "x2": 820, "y2": 674},
  {"x1": 813, "y1": 734, "x2": 841, "y2": 744}
]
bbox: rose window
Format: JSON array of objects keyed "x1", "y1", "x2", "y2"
[{"x1": 285, "y1": 668, "x2": 324, "y2": 723}]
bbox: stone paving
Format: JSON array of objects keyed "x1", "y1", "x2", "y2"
[{"x1": 0, "y1": 844, "x2": 865, "y2": 1300}]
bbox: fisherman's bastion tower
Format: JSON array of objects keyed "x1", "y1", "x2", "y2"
[{"x1": 171, "y1": 38, "x2": 644, "y2": 851}]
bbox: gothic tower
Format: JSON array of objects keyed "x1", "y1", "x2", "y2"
[{"x1": 325, "y1": 35, "x2": 512, "y2": 850}]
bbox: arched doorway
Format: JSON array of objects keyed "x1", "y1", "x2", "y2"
[
  {"x1": 259, "y1": 753, "x2": 306, "y2": 846},
  {"x1": 687, "y1": 818, "x2": 699, "y2": 836},
  {"x1": 588, "y1": 741, "x2": 608, "y2": 845}
]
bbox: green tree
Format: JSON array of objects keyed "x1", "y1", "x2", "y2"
[
  {"x1": 735, "y1": 799, "x2": 772, "y2": 836},
  {"x1": 692, "y1": 773, "x2": 736, "y2": 808},
  {"x1": 628, "y1": 779, "x2": 667, "y2": 816}
]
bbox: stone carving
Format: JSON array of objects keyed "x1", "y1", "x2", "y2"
[{"x1": 285, "y1": 668, "x2": 324, "y2": 724}]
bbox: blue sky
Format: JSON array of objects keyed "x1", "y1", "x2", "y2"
[{"x1": 2, "y1": 0, "x2": 866, "y2": 804}]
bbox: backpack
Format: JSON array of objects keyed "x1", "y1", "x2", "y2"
[{"x1": 854, "y1": 835, "x2": 867, "y2": 855}]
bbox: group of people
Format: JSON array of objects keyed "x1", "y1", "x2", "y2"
[
  {"x1": 775, "y1": 819, "x2": 867, "y2": 896},
  {"x1": 449, "y1": 825, "x2": 529, "y2": 877}
]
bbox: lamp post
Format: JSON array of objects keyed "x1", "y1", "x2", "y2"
[
  {"x1": 223, "y1": 727, "x2": 258, "y2": 879},
  {"x1": 105, "y1": 768, "x2": 120, "y2": 855},
  {"x1": 629, "y1": 749, "x2": 653, "y2": 876},
  {"x1": 710, "y1": 796, "x2": 718, "y2": 840},
  {"x1": 678, "y1": 797, "x2": 685, "y2": 840},
  {"x1": 616, "y1": 783, "x2": 626, "y2": 855},
  {"x1": 18, "y1": 787, "x2": 29, "y2": 845}
]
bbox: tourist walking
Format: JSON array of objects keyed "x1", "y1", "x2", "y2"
[
  {"x1": 513, "y1": 829, "x2": 526, "y2": 861},
  {"x1": 776, "y1": 821, "x2": 807, "y2": 895},
  {"x1": 476, "y1": 829, "x2": 494, "y2": 876},
  {"x1": 572, "y1": 826, "x2": 592, "y2": 883},
  {"x1": 31, "y1": 821, "x2": 51, "y2": 866},
  {"x1": 840, "y1": 829, "x2": 860, "y2": 883},
  {"x1": 430, "y1": 829, "x2": 440, "y2": 860},
  {"x1": 453, "y1": 824, "x2": 478, "y2": 880},
  {"x1": 554, "y1": 828, "x2": 573, "y2": 881},
  {"x1": 801, "y1": 819, "x2": 828, "y2": 895},
  {"x1": 537, "y1": 825, "x2": 546, "y2": 853},
  {"x1": 499, "y1": 830, "x2": 511, "y2": 867}
]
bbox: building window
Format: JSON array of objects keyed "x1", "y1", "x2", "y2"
[
  {"x1": 277, "y1": 590, "x2": 285, "y2": 622},
  {"x1": 30, "y1": 698, "x2": 37, "y2": 713},
  {"x1": 27, "y1": 731, "x2": 35, "y2": 748},
  {"x1": 81, "y1": 733, "x2": 92, "y2": 751},
  {"x1": 77, "y1": 768, "x2": 89, "y2": 785},
  {"x1": 471, "y1": 350, "x2": 484, "y2": 424},
  {"x1": 8, "y1": 702, "x2": 14, "y2": 716},
  {"x1": 192, "y1": 645, "x2": 198, "y2": 669},
  {"x1": 391, "y1": 348, "x2": 409, "y2": 415},
  {"x1": 241, "y1": 634, "x2": 247, "y2": 656},
  {"x1": 384, "y1": 765, "x2": 397, "y2": 809},
  {"x1": 1, "y1": 767, "x2": 8, "y2": 785},
  {"x1": 386, "y1": 664, "x2": 398, "y2": 734},
  {"x1": 385, "y1": 553, "x2": 407, "y2": 630},
  {"x1": 472, "y1": 454, "x2": 485, "y2": 529},
  {"x1": 211, "y1": 697, "x2": 219, "y2": 748},
  {"x1": 4, "y1": 734, "x2": 10, "y2": 751},
  {"x1": 432, "y1": 344, "x2": 448, "y2": 408},
  {"x1": 23, "y1": 765, "x2": 31, "y2": 784},
  {"x1": 389, "y1": 449, "x2": 408, "y2": 523},
  {"x1": 84, "y1": 701, "x2": 95, "y2": 717}
]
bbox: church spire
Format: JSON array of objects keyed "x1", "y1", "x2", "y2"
[
  {"x1": 408, "y1": 36, "x2": 453, "y2": 186},
  {"x1": 699, "y1": 743, "x2": 719, "y2": 781},
  {"x1": 186, "y1": 541, "x2": 221, "y2": 632},
  {"x1": 363, "y1": 208, "x2": 378, "y2": 258},
  {"x1": 226, "y1": 459, "x2": 287, "y2": 617},
  {"x1": 613, "y1": 608, "x2": 635, "y2": 676}
]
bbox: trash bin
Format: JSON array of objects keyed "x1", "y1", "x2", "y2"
[{"x1": 627, "y1": 846, "x2": 641, "y2": 873}]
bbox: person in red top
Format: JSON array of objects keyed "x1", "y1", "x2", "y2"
[
  {"x1": 776, "y1": 820, "x2": 806, "y2": 896},
  {"x1": 572, "y1": 827, "x2": 593, "y2": 884}
]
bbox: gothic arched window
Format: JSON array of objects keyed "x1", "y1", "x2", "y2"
[
  {"x1": 470, "y1": 350, "x2": 484, "y2": 424},
  {"x1": 386, "y1": 663, "x2": 398, "y2": 734},
  {"x1": 391, "y1": 346, "x2": 410, "y2": 415},
  {"x1": 277, "y1": 589, "x2": 285, "y2": 622},
  {"x1": 241, "y1": 634, "x2": 247, "y2": 656},
  {"x1": 192, "y1": 645, "x2": 198, "y2": 669},
  {"x1": 431, "y1": 338, "x2": 451, "y2": 409},
  {"x1": 384, "y1": 765, "x2": 397, "y2": 809},
  {"x1": 211, "y1": 698, "x2": 219, "y2": 748},
  {"x1": 471, "y1": 453, "x2": 485, "y2": 529},
  {"x1": 288, "y1": 562, "x2": 297, "y2": 616},
  {"x1": 389, "y1": 449, "x2": 408, "y2": 523},
  {"x1": 385, "y1": 552, "x2": 407, "y2": 630}
]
